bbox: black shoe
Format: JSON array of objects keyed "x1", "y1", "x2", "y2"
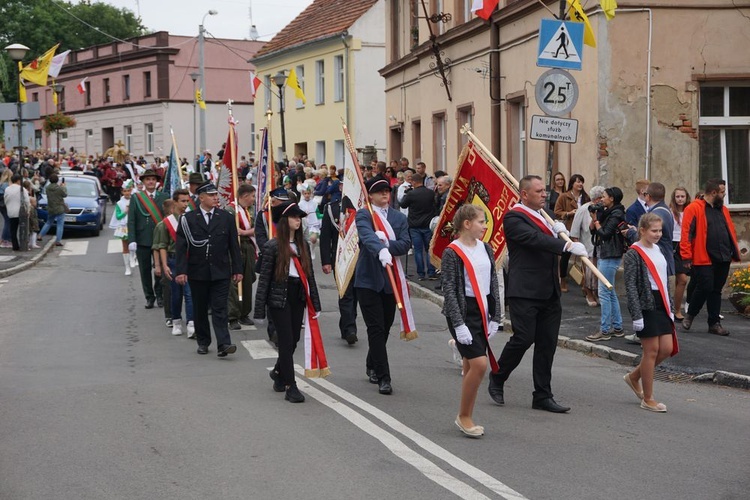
[
  {"x1": 367, "y1": 368, "x2": 379, "y2": 384},
  {"x1": 156, "y1": 297, "x2": 164, "y2": 308},
  {"x1": 228, "y1": 320, "x2": 242, "y2": 330},
  {"x1": 197, "y1": 345, "x2": 209, "y2": 355},
  {"x1": 378, "y1": 380, "x2": 393, "y2": 395},
  {"x1": 532, "y1": 398, "x2": 570, "y2": 413},
  {"x1": 269, "y1": 370, "x2": 285, "y2": 392},
  {"x1": 239, "y1": 316, "x2": 255, "y2": 326},
  {"x1": 345, "y1": 332, "x2": 358, "y2": 345},
  {"x1": 488, "y1": 376, "x2": 505, "y2": 405},
  {"x1": 285, "y1": 384, "x2": 305, "y2": 403},
  {"x1": 145, "y1": 298, "x2": 155, "y2": 309},
  {"x1": 217, "y1": 344, "x2": 237, "y2": 357},
  {"x1": 427, "y1": 274, "x2": 438, "y2": 281},
  {"x1": 165, "y1": 318, "x2": 173, "y2": 328}
]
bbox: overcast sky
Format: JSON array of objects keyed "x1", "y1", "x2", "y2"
[{"x1": 100, "y1": 0, "x2": 314, "y2": 41}]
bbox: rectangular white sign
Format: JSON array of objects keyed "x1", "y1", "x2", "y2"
[{"x1": 530, "y1": 115, "x2": 578, "y2": 143}]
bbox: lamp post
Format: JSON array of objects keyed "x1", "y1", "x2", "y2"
[
  {"x1": 272, "y1": 71, "x2": 287, "y2": 161},
  {"x1": 5, "y1": 42, "x2": 30, "y2": 251},
  {"x1": 52, "y1": 82, "x2": 64, "y2": 162},
  {"x1": 198, "y1": 9, "x2": 218, "y2": 172},
  {"x1": 189, "y1": 72, "x2": 200, "y2": 172}
]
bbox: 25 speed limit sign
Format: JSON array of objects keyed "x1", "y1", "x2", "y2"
[{"x1": 535, "y1": 68, "x2": 579, "y2": 117}]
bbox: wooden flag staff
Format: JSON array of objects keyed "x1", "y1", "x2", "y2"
[{"x1": 227, "y1": 100, "x2": 242, "y2": 301}]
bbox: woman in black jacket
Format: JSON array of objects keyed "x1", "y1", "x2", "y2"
[
  {"x1": 586, "y1": 187, "x2": 627, "y2": 342},
  {"x1": 254, "y1": 201, "x2": 322, "y2": 403}
]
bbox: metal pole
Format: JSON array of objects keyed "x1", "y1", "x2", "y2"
[
  {"x1": 56, "y1": 92, "x2": 61, "y2": 163},
  {"x1": 277, "y1": 85, "x2": 286, "y2": 160},
  {"x1": 16, "y1": 64, "x2": 28, "y2": 250},
  {"x1": 198, "y1": 23, "x2": 207, "y2": 172},
  {"x1": 192, "y1": 80, "x2": 197, "y2": 172}
]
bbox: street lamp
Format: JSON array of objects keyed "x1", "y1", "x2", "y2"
[
  {"x1": 5, "y1": 42, "x2": 30, "y2": 252},
  {"x1": 52, "y1": 82, "x2": 64, "y2": 162},
  {"x1": 189, "y1": 72, "x2": 200, "y2": 172},
  {"x1": 272, "y1": 71, "x2": 287, "y2": 160},
  {"x1": 198, "y1": 9, "x2": 218, "y2": 172}
]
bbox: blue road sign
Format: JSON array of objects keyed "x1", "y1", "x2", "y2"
[{"x1": 537, "y1": 19, "x2": 584, "y2": 71}]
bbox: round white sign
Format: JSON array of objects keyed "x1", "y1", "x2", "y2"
[{"x1": 535, "y1": 69, "x2": 579, "y2": 117}]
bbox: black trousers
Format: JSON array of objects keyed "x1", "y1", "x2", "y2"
[
  {"x1": 493, "y1": 297, "x2": 562, "y2": 403},
  {"x1": 356, "y1": 287, "x2": 397, "y2": 382},
  {"x1": 136, "y1": 245, "x2": 161, "y2": 301},
  {"x1": 189, "y1": 278, "x2": 232, "y2": 349},
  {"x1": 228, "y1": 240, "x2": 256, "y2": 321},
  {"x1": 9, "y1": 217, "x2": 20, "y2": 250},
  {"x1": 334, "y1": 269, "x2": 358, "y2": 338},
  {"x1": 269, "y1": 279, "x2": 306, "y2": 386},
  {"x1": 687, "y1": 261, "x2": 731, "y2": 327}
]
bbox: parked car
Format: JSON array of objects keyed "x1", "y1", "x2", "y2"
[{"x1": 37, "y1": 173, "x2": 108, "y2": 236}]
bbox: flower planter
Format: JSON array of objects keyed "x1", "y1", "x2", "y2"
[{"x1": 728, "y1": 292, "x2": 750, "y2": 315}]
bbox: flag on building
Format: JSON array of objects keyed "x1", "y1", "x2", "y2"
[
  {"x1": 48, "y1": 50, "x2": 71, "y2": 79},
  {"x1": 76, "y1": 77, "x2": 88, "y2": 94},
  {"x1": 20, "y1": 43, "x2": 59, "y2": 87},
  {"x1": 217, "y1": 119, "x2": 238, "y2": 208},
  {"x1": 568, "y1": 0, "x2": 597, "y2": 47},
  {"x1": 250, "y1": 71, "x2": 262, "y2": 99},
  {"x1": 161, "y1": 145, "x2": 181, "y2": 198},
  {"x1": 600, "y1": 0, "x2": 617, "y2": 20},
  {"x1": 195, "y1": 88, "x2": 206, "y2": 110},
  {"x1": 287, "y1": 68, "x2": 306, "y2": 104},
  {"x1": 471, "y1": 0, "x2": 499, "y2": 20}
]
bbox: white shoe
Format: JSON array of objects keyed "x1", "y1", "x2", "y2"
[
  {"x1": 171, "y1": 319, "x2": 183, "y2": 336},
  {"x1": 186, "y1": 321, "x2": 196, "y2": 339},
  {"x1": 123, "y1": 254, "x2": 132, "y2": 276},
  {"x1": 624, "y1": 333, "x2": 641, "y2": 344},
  {"x1": 448, "y1": 338, "x2": 463, "y2": 367}
]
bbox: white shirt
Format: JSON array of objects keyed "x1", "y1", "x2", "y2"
[
  {"x1": 288, "y1": 242, "x2": 300, "y2": 277},
  {"x1": 454, "y1": 239, "x2": 491, "y2": 299},
  {"x1": 633, "y1": 242, "x2": 668, "y2": 292},
  {"x1": 200, "y1": 207, "x2": 214, "y2": 226},
  {"x1": 672, "y1": 213, "x2": 682, "y2": 242}
]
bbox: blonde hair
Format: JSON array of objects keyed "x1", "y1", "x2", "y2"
[
  {"x1": 452, "y1": 204, "x2": 484, "y2": 235},
  {"x1": 638, "y1": 212, "x2": 662, "y2": 236}
]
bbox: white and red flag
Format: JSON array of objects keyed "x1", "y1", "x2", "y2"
[
  {"x1": 217, "y1": 118, "x2": 239, "y2": 209},
  {"x1": 48, "y1": 50, "x2": 71, "y2": 79},
  {"x1": 249, "y1": 71, "x2": 262, "y2": 99},
  {"x1": 76, "y1": 77, "x2": 88, "y2": 94},
  {"x1": 471, "y1": 0, "x2": 499, "y2": 20}
]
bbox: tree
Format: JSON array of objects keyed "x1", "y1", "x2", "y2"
[{"x1": 0, "y1": 0, "x2": 145, "y2": 102}]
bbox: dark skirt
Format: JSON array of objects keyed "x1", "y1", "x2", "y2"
[
  {"x1": 638, "y1": 290, "x2": 674, "y2": 338},
  {"x1": 673, "y1": 241, "x2": 689, "y2": 275},
  {"x1": 447, "y1": 297, "x2": 488, "y2": 359}
]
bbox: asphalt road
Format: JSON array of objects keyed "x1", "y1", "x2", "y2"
[{"x1": 1, "y1": 229, "x2": 749, "y2": 500}]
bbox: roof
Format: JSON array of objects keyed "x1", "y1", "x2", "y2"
[{"x1": 253, "y1": 0, "x2": 378, "y2": 58}]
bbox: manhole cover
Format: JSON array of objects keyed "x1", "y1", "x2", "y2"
[{"x1": 654, "y1": 371, "x2": 694, "y2": 383}]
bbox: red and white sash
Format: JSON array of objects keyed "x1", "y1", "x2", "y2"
[
  {"x1": 511, "y1": 204, "x2": 553, "y2": 236},
  {"x1": 447, "y1": 241, "x2": 499, "y2": 373},
  {"x1": 631, "y1": 244, "x2": 679, "y2": 357},
  {"x1": 373, "y1": 210, "x2": 417, "y2": 339},
  {"x1": 231, "y1": 202, "x2": 259, "y2": 257},
  {"x1": 292, "y1": 254, "x2": 330, "y2": 378},
  {"x1": 164, "y1": 214, "x2": 178, "y2": 241}
]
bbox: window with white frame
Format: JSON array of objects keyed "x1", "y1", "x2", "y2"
[
  {"x1": 457, "y1": 105, "x2": 473, "y2": 149},
  {"x1": 433, "y1": 113, "x2": 447, "y2": 172},
  {"x1": 334, "y1": 140, "x2": 346, "y2": 168},
  {"x1": 507, "y1": 97, "x2": 527, "y2": 180},
  {"x1": 124, "y1": 125, "x2": 132, "y2": 152},
  {"x1": 295, "y1": 65, "x2": 305, "y2": 109},
  {"x1": 264, "y1": 75, "x2": 272, "y2": 111},
  {"x1": 334, "y1": 55, "x2": 344, "y2": 102},
  {"x1": 699, "y1": 84, "x2": 750, "y2": 206},
  {"x1": 316, "y1": 140, "x2": 326, "y2": 164},
  {"x1": 315, "y1": 60, "x2": 325, "y2": 105},
  {"x1": 145, "y1": 123, "x2": 154, "y2": 153}
]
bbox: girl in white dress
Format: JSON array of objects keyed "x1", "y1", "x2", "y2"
[{"x1": 109, "y1": 180, "x2": 136, "y2": 275}]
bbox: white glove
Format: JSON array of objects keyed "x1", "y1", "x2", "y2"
[
  {"x1": 254, "y1": 318, "x2": 266, "y2": 327},
  {"x1": 374, "y1": 231, "x2": 389, "y2": 247},
  {"x1": 378, "y1": 247, "x2": 391, "y2": 268},
  {"x1": 312, "y1": 311, "x2": 321, "y2": 320},
  {"x1": 552, "y1": 221, "x2": 569, "y2": 236},
  {"x1": 128, "y1": 242, "x2": 137, "y2": 252},
  {"x1": 488, "y1": 321, "x2": 501, "y2": 340},
  {"x1": 567, "y1": 242, "x2": 588, "y2": 257},
  {"x1": 633, "y1": 319, "x2": 644, "y2": 332},
  {"x1": 454, "y1": 324, "x2": 473, "y2": 345}
]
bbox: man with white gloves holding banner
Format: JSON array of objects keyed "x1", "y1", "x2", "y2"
[{"x1": 488, "y1": 175, "x2": 588, "y2": 413}]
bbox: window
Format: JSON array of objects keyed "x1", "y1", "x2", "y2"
[
  {"x1": 412, "y1": 120, "x2": 421, "y2": 162},
  {"x1": 145, "y1": 123, "x2": 154, "y2": 153},
  {"x1": 334, "y1": 140, "x2": 346, "y2": 168},
  {"x1": 433, "y1": 0, "x2": 446, "y2": 35},
  {"x1": 59, "y1": 87, "x2": 66, "y2": 111},
  {"x1": 433, "y1": 113, "x2": 447, "y2": 172},
  {"x1": 124, "y1": 125, "x2": 133, "y2": 152},
  {"x1": 316, "y1": 140, "x2": 326, "y2": 164},
  {"x1": 144, "y1": 71, "x2": 152, "y2": 98},
  {"x1": 250, "y1": 123, "x2": 256, "y2": 153},
  {"x1": 410, "y1": 0, "x2": 419, "y2": 50},
  {"x1": 85, "y1": 81, "x2": 91, "y2": 106},
  {"x1": 390, "y1": 0, "x2": 401, "y2": 62},
  {"x1": 85, "y1": 129, "x2": 93, "y2": 154},
  {"x1": 60, "y1": 132, "x2": 68, "y2": 141},
  {"x1": 699, "y1": 84, "x2": 750, "y2": 206},
  {"x1": 295, "y1": 64, "x2": 305, "y2": 109},
  {"x1": 103, "y1": 78, "x2": 110, "y2": 103},
  {"x1": 507, "y1": 97, "x2": 527, "y2": 180},
  {"x1": 123, "y1": 75, "x2": 130, "y2": 100},
  {"x1": 457, "y1": 105, "x2": 473, "y2": 149},
  {"x1": 334, "y1": 55, "x2": 344, "y2": 102},
  {"x1": 32, "y1": 92, "x2": 39, "y2": 102},
  {"x1": 264, "y1": 74, "x2": 272, "y2": 111},
  {"x1": 454, "y1": 0, "x2": 473, "y2": 24},
  {"x1": 315, "y1": 60, "x2": 325, "y2": 105}
]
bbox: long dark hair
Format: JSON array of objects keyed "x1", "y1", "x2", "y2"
[
  {"x1": 274, "y1": 217, "x2": 312, "y2": 283},
  {"x1": 567, "y1": 173, "x2": 590, "y2": 203}
]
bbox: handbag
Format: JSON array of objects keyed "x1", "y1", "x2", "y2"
[{"x1": 568, "y1": 257, "x2": 584, "y2": 286}]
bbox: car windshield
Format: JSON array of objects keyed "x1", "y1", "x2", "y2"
[{"x1": 63, "y1": 179, "x2": 98, "y2": 198}]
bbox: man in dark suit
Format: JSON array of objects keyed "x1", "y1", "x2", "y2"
[
  {"x1": 175, "y1": 182, "x2": 243, "y2": 357},
  {"x1": 488, "y1": 175, "x2": 587, "y2": 413},
  {"x1": 355, "y1": 175, "x2": 411, "y2": 395}
]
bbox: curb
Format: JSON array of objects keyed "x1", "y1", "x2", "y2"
[
  {"x1": 0, "y1": 239, "x2": 56, "y2": 279},
  {"x1": 408, "y1": 281, "x2": 748, "y2": 391}
]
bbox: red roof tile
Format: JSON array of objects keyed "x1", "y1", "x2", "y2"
[{"x1": 254, "y1": 0, "x2": 378, "y2": 58}]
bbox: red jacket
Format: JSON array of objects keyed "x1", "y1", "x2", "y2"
[{"x1": 680, "y1": 199, "x2": 739, "y2": 266}]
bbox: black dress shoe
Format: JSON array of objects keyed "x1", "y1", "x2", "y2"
[
  {"x1": 228, "y1": 320, "x2": 242, "y2": 330},
  {"x1": 145, "y1": 298, "x2": 155, "y2": 309},
  {"x1": 239, "y1": 316, "x2": 255, "y2": 326},
  {"x1": 367, "y1": 368, "x2": 378, "y2": 384},
  {"x1": 532, "y1": 398, "x2": 570, "y2": 413},
  {"x1": 217, "y1": 344, "x2": 237, "y2": 357},
  {"x1": 488, "y1": 376, "x2": 505, "y2": 406},
  {"x1": 197, "y1": 345, "x2": 209, "y2": 355},
  {"x1": 345, "y1": 332, "x2": 358, "y2": 345},
  {"x1": 269, "y1": 370, "x2": 285, "y2": 392},
  {"x1": 378, "y1": 380, "x2": 393, "y2": 395},
  {"x1": 285, "y1": 383, "x2": 305, "y2": 403},
  {"x1": 156, "y1": 297, "x2": 164, "y2": 308}
]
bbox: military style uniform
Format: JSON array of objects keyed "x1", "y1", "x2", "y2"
[
  {"x1": 226, "y1": 202, "x2": 257, "y2": 324},
  {"x1": 128, "y1": 185, "x2": 169, "y2": 306}
]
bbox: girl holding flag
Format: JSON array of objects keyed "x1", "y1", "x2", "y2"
[
  {"x1": 254, "y1": 201, "x2": 325, "y2": 404},
  {"x1": 441, "y1": 204, "x2": 503, "y2": 438}
]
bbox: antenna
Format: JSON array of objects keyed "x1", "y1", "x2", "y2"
[{"x1": 248, "y1": 1, "x2": 259, "y2": 40}]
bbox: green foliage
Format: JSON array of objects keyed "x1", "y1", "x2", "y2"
[
  {"x1": 43, "y1": 112, "x2": 76, "y2": 134},
  {"x1": 0, "y1": 0, "x2": 145, "y2": 102}
]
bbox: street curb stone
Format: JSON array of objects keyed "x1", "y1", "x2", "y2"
[
  {"x1": 693, "y1": 371, "x2": 750, "y2": 390},
  {"x1": 0, "y1": 239, "x2": 56, "y2": 279}
]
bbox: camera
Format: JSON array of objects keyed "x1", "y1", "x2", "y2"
[{"x1": 587, "y1": 202, "x2": 604, "y2": 214}]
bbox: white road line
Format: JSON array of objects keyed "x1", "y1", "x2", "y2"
[
  {"x1": 304, "y1": 371, "x2": 528, "y2": 500},
  {"x1": 59, "y1": 241, "x2": 89, "y2": 257},
  {"x1": 107, "y1": 239, "x2": 123, "y2": 254},
  {"x1": 292, "y1": 369, "x2": 492, "y2": 500},
  {"x1": 0, "y1": 256, "x2": 15, "y2": 262},
  {"x1": 241, "y1": 340, "x2": 277, "y2": 359}
]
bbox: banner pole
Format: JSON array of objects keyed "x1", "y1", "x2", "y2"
[
  {"x1": 265, "y1": 109, "x2": 275, "y2": 240},
  {"x1": 227, "y1": 101, "x2": 242, "y2": 301},
  {"x1": 170, "y1": 126, "x2": 185, "y2": 184}
]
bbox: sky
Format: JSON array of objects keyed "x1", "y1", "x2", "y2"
[{"x1": 100, "y1": 0, "x2": 314, "y2": 41}]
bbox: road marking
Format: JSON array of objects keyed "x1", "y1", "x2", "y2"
[
  {"x1": 0, "y1": 256, "x2": 15, "y2": 262},
  {"x1": 107, "y1": 239, "x2": 123, "y2": 254},
  {"x1": 292, "y1": 368, "x2": 493, "y2": 500},
  {"x1": 303, "y1": 370, "x2": 528, "y2": 500},
  {"x1": 59, "y1": 241, "x2": 89, "y2": 257},
  {"x1": 241, "y1": 340, "x2": 277, "y2": 359}
]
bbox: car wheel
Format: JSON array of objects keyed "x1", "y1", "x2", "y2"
[{"x1": 92, "y1": 227, "x2": 100, "y2": 237}]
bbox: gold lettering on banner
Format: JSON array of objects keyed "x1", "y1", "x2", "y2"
[{"x1": 466, "y1": 145, "x2": 477, "y2": 166}]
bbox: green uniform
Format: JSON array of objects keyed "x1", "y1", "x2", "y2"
[
  {"x1": 128, "y1": 189, "x2": 168, "y2": 303},
  {"x1": 152, "y1": 219, "x2": 173, "y2": 319},
  {"x1": 226, "y1": 204, "x2": 256, "y2": 321}
]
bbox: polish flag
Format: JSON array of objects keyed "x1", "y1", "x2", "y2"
[
  {"x1": 76, "y1": 77, "x2": 88, "y2": 94},
  {"x1": 471, "y1": 0, "x2": 499, "y2": 20},
  {"x1": 249, "y1": 71, "x2": 261, "y2": 99}
]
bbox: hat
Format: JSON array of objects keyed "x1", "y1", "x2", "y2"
[
  {"x1": 270, "y1": 187, "x2": 291, "y2": 201},
  {"x1": 122, "y1": 179, "x2": 135, "y2": 190},
  {"x1": 196, "y1": 182, "x2": 218, "y2": 195},
  {"x1": 365, "y1": 175, "x2": 391, "y2": 194},
  {"x1": 140, "y1": 169, "x2": 160, "y2": 180},
  {"x1": 271, "y1": 201, "x2": 307, "y2": 223},
  {"x1": 188, "y1": 172, "x2": 204, "y2": 185}
]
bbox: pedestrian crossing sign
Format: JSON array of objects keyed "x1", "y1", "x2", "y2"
[{"x1": 537, "y1": 19, "x2": 584, "y2": 71}]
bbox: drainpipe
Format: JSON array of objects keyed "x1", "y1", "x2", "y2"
[
  {"x1": 490, "y1": 20, "x2": 501, "y2": 159},
  {"x1": 341, "y1": 31, "x2": 351, "y2": 132}
]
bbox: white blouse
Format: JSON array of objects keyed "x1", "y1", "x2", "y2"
[
  {"x1": 454, "y1": 239, "x2": 491, "y2": 298},
  {"x1": 634, "y1": 242, "x2": 667, "y2": 292}
]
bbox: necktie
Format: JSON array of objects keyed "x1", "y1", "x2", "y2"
[
  {"x1": 380, "y1": 208, "x2": 388, "y2": 218},
  {"x1": 206, "y1": 211, "x2": 212, "y2": 225}
]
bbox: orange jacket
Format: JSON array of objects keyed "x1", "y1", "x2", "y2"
[{"x1": 680, "y1": 199, "x2": 739, "y2": 266}]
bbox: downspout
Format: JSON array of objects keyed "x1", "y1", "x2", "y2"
[
  {"x1": 490, "y1": 20, "x2": 501, "y2": 159},
  {"x1": 341, "y1": 31, "x2": 351, "y2": 131}
]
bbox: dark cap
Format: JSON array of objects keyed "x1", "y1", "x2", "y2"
[
  {"x1": 140, "y1": 169, "x2": 160, "y2": 180},
  {"x1": 188, "y1": 172, "x2": 204, "y2": 185},
  {"x1": 365, "y1": 175, "x2": 391, "y2": 194},
  {"x1": 196, "y1": 182, "x2": 218, "y2": 195},
  {"x1": 270, "y1": 187, "x2": 290, "y2": 201},
  {"x1": 271, "y1": 201, "x2": 307, "y2": 223}
]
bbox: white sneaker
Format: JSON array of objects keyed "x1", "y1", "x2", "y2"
[
  {"x1": 624, "y1": 333, "x2": 641, "y2": 344},
  {"x1": 186, "y1": 321, "x2": 196, "y2": 339},
  {"x1": 171, "y1": 319, "x2": 183, "y2": 336},
  {"x1": 448, "y1": 338, "x2": 462, "y2": 367}
]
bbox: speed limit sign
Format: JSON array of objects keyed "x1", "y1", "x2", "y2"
[{"x1": 535, "y1": 68, "x2": 578, "y2": 117}]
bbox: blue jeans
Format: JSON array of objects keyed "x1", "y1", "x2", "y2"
[
  {"x1": 598, "y1": 257, "x2": 623, "y2": 332},
  {"x1": 409, "y1": 227, "x2": 436, "y2": 278},
  {"x1": 168, "y1": 257, "x2": 193, "y2": 321},
  {"x1": 39, "y1": 213, "x2": 65, "y2": 242}
]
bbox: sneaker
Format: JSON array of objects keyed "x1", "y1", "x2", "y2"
[
  {"x1": 171, "y1": 319, "x2": 183, "y2": 336},
  {"x1": 585, "y1": 331, "x2": 611, "y2": 342},
  {"x1": 624, "y1": 333, "x2": 641, "y2": 344},
  {"x1": 165, "y1": 318, "x2": 173, "y2": 328},
  {"x1": 228, "y1": 319, "x2": 242, "y2": 330},
  {"x1": 611, "y1": 328, "x2": 625, "y2": 338},
  {"x1": 285, "y1": 383, "x2": 305, "y2": 403},
  {"x1": 186, "y1": 321, "x2": 196, "y2": 339},
  {"x1": 269, "y1": 370, "x2": 285, "y2": 392}
]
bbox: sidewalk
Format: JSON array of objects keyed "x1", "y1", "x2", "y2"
[{"x1": 0, "y1": 238, "x2": 56, "y2": 278}]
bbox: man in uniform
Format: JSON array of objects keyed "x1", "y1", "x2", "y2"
[
  {"x1": 175, "y1": 182, "x2": 243, "y2": 356},
  {"x1": 128, "y1": 169, "x2": 169, "y2": 308},
  {"x1": 227, "y1": 183, "x2": 257, "y2": 330}
]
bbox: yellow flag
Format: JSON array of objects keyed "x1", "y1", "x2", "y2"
[
  {"x1": 600, "y1": 0, "x2": 617, "y2": 21},
  {"x1": 53, "y1": 89, "x2": 58, "y2": 107},
  {"x1": 18, "y1": 62, "x2": 27, "y2": 103},
  {"x1": 287, "y1": 68, "x2": 306, "y2": 104},
  {"x1": 567, "y1": 0, "x2": 596, "y2": 47},
  {"x1": 20, "y1": 43, "x2": 59, "y2": 87},
  {"x1": 196, "y1": 88, "x2": 206, "y2": 110}
]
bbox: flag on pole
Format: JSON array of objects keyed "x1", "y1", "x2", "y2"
[
  {"x1": 217, "y1": 119, "x2": 238, "y2": 208},
  {"x1": 20, "y1": 44, "x2": 59, "y2": 87},
  {"x1": 161, "y1": 145, "x2": 181, "y2": 198},
  {"x1": 76, "y1": 77, "x2": 88, "y2": 94},
  {"x1": 568, "y1": 0, "x2": 597, "y2": 47},
  {"x1": 196, "y1": 88, "x2": 206, "y2": 110},
  {"x1": 48, "y1": 50, "x2": 71, "y2": 79},
  {"x1": 287, "y1": 68, "x2": 306, "y2": 104},
  {"x1": 249, "y1": 71, "x2": 262, "y2": 99},
  {"x1": 334, "y1": 148, "x2": 368, "y2": 299},
  {"x1": 600, "y1": 0, "x2": 617, "y2": 20},
  {"x1": 53, "y1": 85, "x2": 58, "y2": 107},
  {"x1": 18, "y1": 62, "x2": 27, "y2": 103},
  {"x1": 471, "y1": 0, "x2": 499, "y2": 20}
]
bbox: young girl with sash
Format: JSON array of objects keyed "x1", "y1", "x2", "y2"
[
  {"x1": 254, "y1": 201, "x2": 326, "y2": 404},
  {"x1": 109, "y1": 180, "x2": 135, "y2": 275},
  {"x1": 441, "y1": 205, "x2": 503, "y2": 438},
  {"x1": 623, "y1": 213, "x2": 679, "y2": 413}
]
